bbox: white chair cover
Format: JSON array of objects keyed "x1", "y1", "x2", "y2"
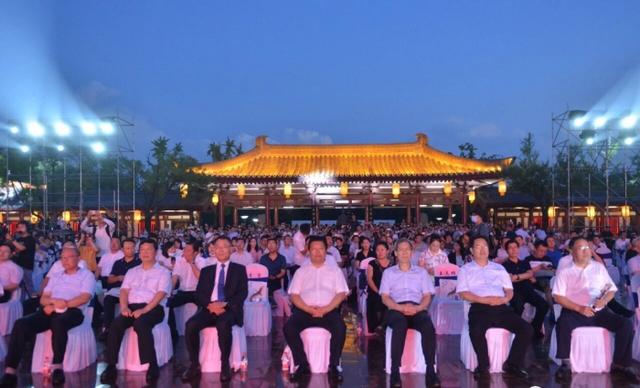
[
  {"x1": 550, "y1": 326, "x2": 614, "y2": 372},
  {"x1": 174, "y1": 303, "x2": 198, "y2": 336},
  {"x1": 460, "y1": 302, "x2": 514, "y2": 373},
  {"x1": 273, "y1": 289, "x2": 291, "y2": 317},
  {"x1": 199, "y1": 325, "x2": 247, "y2": 373},
  {"x1": 116, "y1": 307, "x2": 173, "y2": 371},
  {"x1": 31, "y1": 307, "x2": 96, "y2": 373},
  {"x1": 0, "y1": 289, "x2": 23, "y2": 336},
  {"x1": 282, "y1": 327, "x2": 332, "y2": 373},
  {"x1": 384, "y1": 328, "x2": 427, "y2": 374},
  {"x1": 244, "y1": 263, "x2": 272, "y2": 336},
  {"x1": 432, "y1": 298, "x2": 464, "y2": 335},
  {"x1": 359, "y1": 292, "x2": 375, "y2": 337},
  {"x1": 356, "y1": 258, "x2": 375, "y2": 310}
]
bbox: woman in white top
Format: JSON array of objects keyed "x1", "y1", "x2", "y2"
[{"x1": 420, "y1": 235, "x2": 449, "y2": 276}]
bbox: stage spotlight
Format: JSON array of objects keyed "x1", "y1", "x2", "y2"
[
  {"x1": 91, "y1": 141, "x2": 105, "y2": 154},
  {"x1": 593, "y1": 116, "x2": 607, "y2": 129},
  {"x1": 586, "y1": 137, "x2": 595, "y2": 145},
  {"x1": 81, "y1": 121, "x2": 97, "y2": 136},
  {"x1": 56, "y1": 144, "x2": 65, "y2": 152},
  {"x1": 26, "y1": 121, "x2": 45, "y2": 137},
  {"x1": 573, "y1": 117, "x2": 587, "y2": 128},
  {"x1": 621, "y1": 115, "x2": 638, "y2": 129},
  {"x1": 99, "y1": 121, "x2": 115, "y2": 135},
  {"x1": 19, "y1": 144, "x2": 30, "y2": 153},
  {"x1": 9, "y1": 126, "x2": 19, "y2": 134},
  {"x1": 54, "y1": 121, "x2": 71, "y2": 136},
  {"x1": 624, "y1": 137, "x2": 635, "y2": 146}
]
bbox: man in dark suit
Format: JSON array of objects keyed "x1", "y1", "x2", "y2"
[{"x1": 181, "y1": 236, "x2": 248, "y2": 383}]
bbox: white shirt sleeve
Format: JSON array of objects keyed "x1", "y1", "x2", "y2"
[
  {"x1": 10, "y1": 265, "x2": 23, "y2": 285},
  {"x1": 500, "y1": 268, "x2": 513, "y2": 290},
  {"x1": 288, "y1": 268, "x2": 303, "y2": 295},
  {"x1": 121, "y1": 270, "x2": 133, "y2": 290},
  {"x1": 333, "y1": 267, "x2": 349, "y2": 294},
  {"x1": 158, "y1": 269, "x2": 172, "y2": 295},
  {"x1": 43, "y1": 275, "x2": 56, "y2": 295},
  {"x1": 552, "y1": 269, "x2": 567, "y2": 297},
  {"x1": 81, "y1": 271, "x2": 97, "y2": 295},
  {"x1": 456, "y1": 266, "x2": 470, "y2": 293},
  {"x1": 421, "y1": 270, "x2": 435, "y2": 295},
  {"x1": 600, "y1": 265, "x2": 618, "y2": 293},
  {"x1": 378, "y1": 270, "x2": 390, "y2": 296}
]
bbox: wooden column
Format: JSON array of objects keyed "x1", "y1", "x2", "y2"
[
  {"x1": 314, "y1": 206, "x2": 320, "y2": 226},
  {"x1": 273, "y1": 201, "x2": 279, "y2": 226},
  {"x1": 232, "y1": 206, "x2": 238, "y2": 226},
  {"x1": 462, "y1": 188, "x2": 468, "y2": 225},
  {"x1": 218, "y1": 191, "x2": 224, "y2": 227},
  {"x1": 415, "y1": 190, "x2": 421, "y2": 225},
  {"x1": 447, "y1": 203, "x2": 453, "y2": 223},
  {"x1": 406, "y1": 205, "x2": 411, "y2": 225},
  {"x1": 265, "y1": 188, "x2": 271, "y2": 227}
]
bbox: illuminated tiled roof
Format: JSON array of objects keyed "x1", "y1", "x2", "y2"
[{"x1": 194, "y1": 133, "x2": 513, "y2": 183}]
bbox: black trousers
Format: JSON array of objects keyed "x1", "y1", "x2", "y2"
[
  {"x1": 366, "y1": 292, "x2": 387, "y2": 331},
  {"x1": 167, "y1": 291, "x2": 197, "y2": 342},
  {"x1": 468, "y1": 304, "x2": 533, "y2": 370},
  {"x1": 105, "y1": 303, "x2": 165, "y2": 366},
  {"x1": 0, "y1": 289, "x2": 13, "y2": 303},
  {"x1": 5, "y1": 308, "x2": 84, "y2": 368},
  {"x1": 386, "y1": 309, "x2": 436, "y2": 373},
  {"x1": 103, "y1": 295, "x2": 119, "y2": 329},
  {"x1": 556, "y1": 307, "x2": 633, "y2": 366},
  {"x1": 283, "y1": 308, "x2": 346, "y2": 368},
  {"x1": 184, "y1": 309, "x2": 235, "y2": 370},
  {"x1": 510, "y1": 287, "x2": 549, "y2": 334}
]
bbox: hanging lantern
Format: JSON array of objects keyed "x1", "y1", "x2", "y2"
[
  {"x1": 62, "y1": 210, "x2": 71, "y2": 222},
  {"x1": 467, "y1": 190, "x2": 476, "y2": 204},
  {"x1": 443, "y1": 182, "x2": 453, "y2": 197},
  {"x1": 586, "y1": 205, "x2": 596, "y2": 220},
  {"x1": 339, "y1": 182, "x2": 349, "y2": 197},
  {"x1": 211, "y1": 193, "x2": 219, "y2": 206},
  {"x1": 498, "y1": 180, "x2": 507, "y2": 197},
  {"x1": 0, "y1": 213, "x2": 3, "y2": 223},
  {"x1": 547, "y1": 206, "x2": 556, "y2": 218},
  {"x1": 392, "y1": 183, "x2": 400, "y2": 198},
  {"x1": 283, "y1": 183, "x2": 292, "y2": 199},
  {"x1": 30, "y1": 212, "x2": 39, "y2": 224},
  {"x1": 179, "y1": 183, "x2": 189, "y2": 199},
  {"x1": 133, "y1": 210, "x2": 142, "y2": 222},
  {"x1": 621, "y1": 205, "x2": 631, "y2": 218},
  {"x1": 237, "y1": 184, "x2": 246, "y2": 199}
]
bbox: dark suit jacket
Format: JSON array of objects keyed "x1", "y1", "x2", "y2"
[{"x1": 195, "y1": 261, "x2": 248, "y2": 326}]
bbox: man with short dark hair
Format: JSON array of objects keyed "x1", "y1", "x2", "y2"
[
  {"x1": 6, "y1": 221, "x2": 36, "y2": 296},
  {"x1": 259, "y1": 237, "x2": 287, "y2": 297}
]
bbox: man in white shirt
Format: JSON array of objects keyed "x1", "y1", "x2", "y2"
[
  {"x1": 230, "y1": 237, "x2": 254, "y2": 266},
  {"x1": 168, "y1": 240, "x2": 203, "y2": 345},
  {"x1": 284, "y1": 235, "x2": 349, "y2": 383},
  {"x1": 291, "y1": 224, "x2": 311, "y2": 277},
  {"x1": 0, "y1": 244, "x2": 23, "y2": 304},
  {"x1": 552, "y1": 237, "x2": 638, "y2": 383},
  {"x1": 380, "y1": 238, "x2": 440, "y2": 388},
  {"x1": 279, "y1": 234, "x2": 296, "y2": 266},
  {"x1": 1, "y1": 247, "x2": 95, "y2": 387},
  {"x1": 80, "y1": 210, "x2": 115, "y2": 259},
  {"x1": 326, "y1": 235, "x2": 342, "y2": 266},
  {"x1": 457, "y1": 236, "x2": 533, "y2": 381},
  {"x1": 101, "y1": 239, "x2": 172, "y2": 385},
  {"x1": 96, "y1": 237, "x2": 124, "y2": 290}
]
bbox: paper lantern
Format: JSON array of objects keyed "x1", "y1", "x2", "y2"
[
  {"x1": 586, "y1": 206, "x2": 596, "y2": 219},
  {"x1": 547, "y1": 206, "x2": 556, "y2": 218},
  {"x1": 284, "y1": 183, "x2": 292, "y2": 199},
  {"x1": 621, "y1": 205, "x2": 631, "y2": 218},
  {"x1": 392, "y1": 183, "x2": 400, "y2": 198},
  {"x1": 133, "y1": 210, "x2": 142, "y2": 222},
  {"x1": 212, "y1": 193, "x2": 219, "y2": 206},
  {"x1": 340, "y1": 182, "x2": 349, "y2": 197},
  {"x1": 237, "y1": 184, "x2": 246, "y2": 199},
  {"x1": 467, "y1": 190, "x2": 476, "y2": 204},
  {"x1": 498, "y1": 180, "x2": 507, "y2": 197},
  {"x1": 30, "y1": 212, "x2": 39, "y2": 224},
  {"x1": 443, "y1": 182, "x2": 452, "y2": 197},
  {"x1": 62, "y1": 210, "x2": 71, "y2": 222},
  {"x1": 179, "y1": 183, "x2": 189, "y2": 199}
]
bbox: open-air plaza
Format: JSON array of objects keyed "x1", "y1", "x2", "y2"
[{"x1": 1, "y1": 2, "x2": 640, "y2": 388}]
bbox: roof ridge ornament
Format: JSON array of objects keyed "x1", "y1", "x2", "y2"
[
  {"x1": 416, "y1": 133, "x2": 428, "y2": 146},
  {"x1": 255, "y1": 135, "x2": 268, "y2": 149}
]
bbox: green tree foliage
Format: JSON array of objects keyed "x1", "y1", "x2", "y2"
[{"x1": 207, "y1": 137, "x2": 243, "y2": 162}]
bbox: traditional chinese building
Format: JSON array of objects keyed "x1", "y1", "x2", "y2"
[{"x1": 193, "y1": 133, "x2": 513, "y2": 226}]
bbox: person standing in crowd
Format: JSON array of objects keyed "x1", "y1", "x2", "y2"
[
  {"x1": 5, "y1": 221, "x2": 36, "y2": 296},
  {"x1": 181, "y1": 236, "x2": 248, "y2": 383},
  {"x1": 96, "y1": 237, "x2": 124, "y2": 289},
  {"x1": 625, "y1": 237, "x2": 640, "y2": 262},
  {"x1": 366, "y1": 241, "x2": 392, "y2": 334},
  {"x1": 284, "y1": 235, "x2": 348, "y2": 383},
  {"x1": 230, "y1": 237, "x2": 254, "y2": 266},
  {"x1": 0, "y1": 244, "x2": 23, "y2": 304},
  {"x1": 78, "y1": 233, "x2": 99, "y2": 274},
  {"x1": 469, "y1": 211, "x2": 491, "y2": 244},
  {"x1": 291, "y1": 224, "x2": 310, "y2": 278},
  {"x1": 168, "y1": 240, "x2": 204, "y2": 345},
  {"x1": 379, "y1": 238, "x2": 440, "y2": 387},
  {"x1": 0, "y1": 247, "x2": 95, "y2": 387},
  {"x1": 457, "y1": 236, "x2": 532, "y2": 381},
  {"x1": 501, "y1": 239, "x2": 548, "y2": 340},
  {"x1": 80, "y1": 210, "x2": 115, "y2": 261},
  {"x1": 279, "y1": 234, "x2": 296, "y2": 267},
  {"x1": 259, "y1": 237, "x2": 287, "y2": 297},
  {"x1": 553, "y1": 237, "x2": 639, "y2": 383},
  {"x1": 101, "y1": 239, "x2": 171, "y2": 385},
  {"x1": 99, "y1": 238, "x2": 140, "y2": 341}
]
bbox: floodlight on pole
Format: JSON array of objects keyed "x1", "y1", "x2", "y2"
[
  {"x1": 91, "y1": 141, "x2": 105, "y2": 154},
  {"x1": 621, "y1": 115, "x2": 637, "y2": 129},
  {"x1": 9, "y1": 126, "x2": 19, "y2": 134},
  {"x1": 99, "y1": 121, "x2": 115, "y2": 135},
  {"x1": 20, "y1": 144, "x2": 30, "y2": 153},
  {"x1": 81, "y1": 121, "x2": 97, "y2": 136},
  {"x1": 56, "y1": 144, "x2": 65, "y2": 152},
  {"x1": 26, "y1": 121, "x2": 45, "y2": 137},
  {"x1": 624, "y1": 137, "x2": 635, "y2": 146},
  {"x1": 585, "y1": 137, "x2": 595, "y2": 145},
  {"x1": 54, "y1": 121, "x2": 72, "y2": 136},
  {"x1": 593, "y1": 116, "x2": 607, "y2": 129},
  {"x1": 573, "y1": 117, "x2": 587, "y2": 128}
]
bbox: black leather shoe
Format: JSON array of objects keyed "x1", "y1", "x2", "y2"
[
  {"x1": 390, "y1": 370, "x2": 402, "y2": 387},
  {"x1": 51, "y1": 369, "x2": 65, "y2": 386},
  {"x1": 181, "y1": 364, "x2": 201, "y2": 381},
  {"x1": 426, "y1": 371, "x2": 441, "y2": 387},
  {"x1": 99, "y1": 364, "x2": 117, "y2": 384},
  {"x1": 328, "y1": 365, "x2": 343, "y2": 382},
  {"x1": 554, "y1": 364, "x2": 572, "y2": 382},
  {"x1": 473, "y1": 366, "x2": 490, "y2": 380},
  {"x1": 502, "y1": 362, "x2": 528, "y2": 379},
  {"x1": 611, "y1": 365, "x2": 640, "y2": 384},
  {"x1": 0, "y1": 373, "x2": 18, "y2": 388},
  {"x1": 290, "y1": 364, "x2": 311, "y2": 382},
  {"x1": 146, "y1": 364, "x2": 159, "y2": 384}
]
